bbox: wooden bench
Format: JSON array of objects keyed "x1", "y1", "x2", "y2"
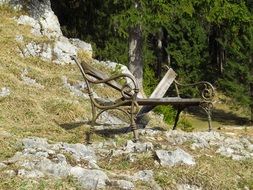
[{"x1": 71, "y1": 56, "x2": 215, "y2": 143}]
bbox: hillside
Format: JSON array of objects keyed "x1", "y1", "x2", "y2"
[{"x1": 0, "y1": 3, "x2": 253, "y2": 190}]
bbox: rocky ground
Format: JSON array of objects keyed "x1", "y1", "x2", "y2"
[
  {"x1": 1, "y1": 127, "x2": 253, "y2": 189},
  {"x1": 0, "y1": 1, "x2": 253, "y2": 189}
]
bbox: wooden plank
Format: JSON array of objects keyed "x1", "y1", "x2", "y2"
[{"x1": 136, "y1": 68, "x2": 177, "y2": 119}]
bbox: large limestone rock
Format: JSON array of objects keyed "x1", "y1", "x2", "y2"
[
  {"x1": 15, "y1": 0, "x2": 62, "y2": 38},
  {"x1": 155, "y1": 148, "x2": 196, "y2": 167},
  {"x1": 7, "y1": 0, "x2": 92, "y2": 64}
]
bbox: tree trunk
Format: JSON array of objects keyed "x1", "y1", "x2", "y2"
[
  {"x1": 250, "y1": 83, "x2": 253, "y2": 123},
  {"x1": 250, "y1": 55, "x2": 253, "y2": 123},
  {"x1": 128, "y1": 25, "x2": 144, "y2": 95}
]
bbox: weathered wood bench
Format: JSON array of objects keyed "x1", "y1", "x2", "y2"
[{"x1": 71, "y1": 56, "x2": 215, "y2": 143}]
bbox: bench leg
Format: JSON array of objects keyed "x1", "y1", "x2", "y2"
[
  {"x1": 201, "y1": 103, "x2": 213, "y2": 131},
  {"x1": 131, "y1": 102, "x2": 139, "y2": 142},
  {"x1": 206, "y1": 105, "x2": 212, "y2": 132},
  {"x1": 207, "y1": 112, "x2": 212, "y2": 132},
  {"x1": 132, "y1": 124, "x2": 139, "y2": 142},
  {"x1": 172, "y1": 108, "x2": 183, "y2": 130},
  {"x1": 86, "y1": 103, "x2": 96, "y2": 144}
]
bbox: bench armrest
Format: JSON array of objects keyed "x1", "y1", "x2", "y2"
[
  {"x1": 92, "y1": 73, "x2": 139, "y2": 100},
  {"x1": 71, "y1": 55, "x2": 139, "y2": 101},
  {"x1": 174, "y1": 80, "x2": 215, "y2": 101}
]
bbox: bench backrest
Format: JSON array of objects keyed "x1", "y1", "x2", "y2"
[{"x1": 71, "y1": 56, "x2": 137, "y2": 100}]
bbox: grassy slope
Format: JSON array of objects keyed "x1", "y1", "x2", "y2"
[
  {"x1": 0, "y1": 7, "x2": 92, "y2": 158},
  {"x1": 0, "y1": 5, "x2": 253, "y2": 190}
]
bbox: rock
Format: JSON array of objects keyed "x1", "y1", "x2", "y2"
[
  {"x1": 61, "y1": 143, "x2": 97, "y2": 163},
  {"x1": 139, "y1": 128, "x2": 162, "y2": 137},
  {"x1": 248, "y1": 144, "x2": 253, "y2": 152},
  {"x1": 166, "y1": 130, "x2": 222, "y2": 147},
  {"x1": 21, "y1": 42, "x2": 53, "y2": 61},
  {"x1": 133, "y1": 170, "x2": 153, "y2": 182},
  {"x1": 0, "y1": 0, "x2": 23, "y2": 10},
  {"x1": 69, "y1": 38, "x2": 92, "y2": 54},
  {"x1": 70, "y1": 166, "x2": 109, "y2": 190},
  {"x1": 53, "y1": 37, "x2": 77, "y2": 64},
  {"x1": 21, "y1": 68, "x2": 45, "y2": 88},
  {"x1": 124, "y1": 140, "x2": 153, "y2": 153},
  {"x1": 0, "y1": 87, "x2": 10, "y2": 97},
  {"x1": 99, "y1": 111, "x2": 127, "y2": 125},
  {"x1": 216, "y1": 146, "x2": 234, "y2": 157},
  {"x1": 22, "y1": 137, "x2": 97, "y2": 163},
  {"x1": 22, "y1": 137, "x2": 49, "y2": 149},
  {"x1": 12, "y1": 1, "x2": 93, "y2": 65},
  {"x1": 36, "y1": 158, "x2": 71, "y2": 177},
  {"x1": 17, "y1": 15, "x2": 42, "y2": 36},
  {"x1": 176, "y1": 184, "x2": 202, "y2": 190},
  {"x1": 4, "y1": 137, "x2": 112, "y2": 189},
  {"x1": 0, "y1": 162, "x2": 7, "y2": 169},
  {"x1": 56, "y1": 154, "x2": 67, "y2": 163},
  {"x1": 39, "y1": 9, "x2": 62, "y2": 38},
  {"x1": 15, "y1": 34, "x2": 24, "y2": 42},
  {"x1": 18, "y1": 169, "x2": 44, "y2": 178},
  {"x1": 15, "y1": 0, "x2": 62, "y2": 38},
  {"x1": 165, "y1": 130, "x2": 253, "y2": 161},
  {"x1": 155, "y1": 148, "x2": 195, "y2": 167},
  {"x1": 110, "y1": 180, "x2": 135, "y2": 190},
  {"x1": 3, "y1": 170, "x2": 16, "y2": 177},
  {"x1": 62, "y1": 76, "x2": 89, "y2": 98}
]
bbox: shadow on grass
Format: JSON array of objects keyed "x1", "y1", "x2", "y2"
[
  {"x1": 56, "y1": 120, "x2": 113, "y2": 130},
  {"x1": 56, "y1": 119, "x2": 166, "y2": 138},
  {"x1": 186, "y1": 107, "x2": 250, "y2": 126}
]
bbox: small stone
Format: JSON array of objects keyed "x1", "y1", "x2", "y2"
[
  {"x1": 111, "y1": 180, "x2": 135, "y2": 190},
  {"x1": 62, "y1": 76, "x2": 89, "y2": 98},
  {"x1": 247, "y1": 144, "x2": 253, "y2": 152},
  {"x1": 127, "y1": 153, "x2": 137, "y2": 162},
  {"x1": 15, "y1": 35, "x2": 23, "y2": 42},
  {"x1": 22, "y1": 137, "x2": 49, "y2": 149},
  {"x1": 53, "y1": 37, "x2": 77, "y2": 64},
  {"x1": 70, "y1": 167, "x2": 109, "y2": 190},
  {"x1": 0, "y1": 162, "x2": 7, "y2": 169},
  {"x1": 56, "y1": 154, "x2": 67, "y2": 163},
  {"x1": 176, "y1": 184, "x2": 202, "y2": 190},
  {"x1": 35, "y1": 151, "x2": 49, "y2": 158},
  {"x1": 37, "y1": 158, "x2": 71, "y2": 177},
  {"x1": 125, "y1": 140, "x2": 153, "y2": 153},
  {"x1": 88, "y1": 160, "x2": 100, "y2": 169},
  {"x1": 3, "y1": 170, "x2": 16, "y2": 177},
  {"x1": 0, "y1": 87, "x2": 10, "y2": 97},
  {"x1": 99, "y1": 111, "x2": 127, "y2": 125},
  {"x1": 216, "y1": 146, "x2": 234, "y2": 157},
  {"x1": 231, "y1": 155, "x2": 245, "y2": 161},
  {"x1": 133, "y1": 170, "x2": 153, "y2": 182},
  {"x1": 18, "y1": 169, "x2": 44, "y2": 178},
  {"x1": 61, "y1": 143, "x2": 97, "y2": 163},
  {"x1": 21, "y1": 68, "x2": 44, "y2": 88},
  {"x1": 69, "y1": 38, "x2": 92, "y2": 53}
]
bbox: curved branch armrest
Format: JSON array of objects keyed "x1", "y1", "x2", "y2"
[
  {"x1": 71, "y1": 55, "x2": 139, "y2": 100},
  {"x1": 174, "y1": 80, "x2": 215, "y2": 101},
  {"x1": 92, "y1": 73, "x2": 140, "y2": 100}
]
